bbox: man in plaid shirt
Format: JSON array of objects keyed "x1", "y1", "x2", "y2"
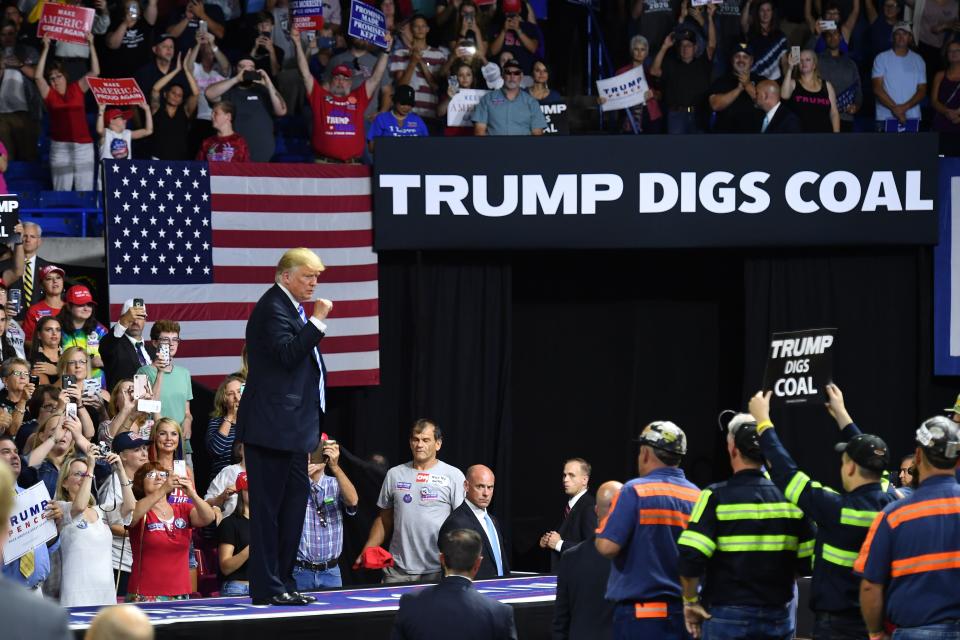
[{"x1": 294, "y1": 439, "x2": 359, "y2": 590}]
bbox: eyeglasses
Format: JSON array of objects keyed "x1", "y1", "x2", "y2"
[
  {"x1": 70, "y1": 471, "x2": 87, "y2": 478},
  {"x1": 504, "y1": 70, "x2": 523, "y2": 76},
  {"x1": 8, "y1": 371, "x2": 28, "y2": 378},
  {"x1": 67, "y1": 359, "x2": 87, "y2": 366},
  {"x1": 41, "y1": 403, "x2": 58, "y2": 412},
  {"x1": 145, "y1": 471, "x2": 169, "y2": 480},
  {"x1": 158, "y1": 338, "x2": 181, "y2": 345}
]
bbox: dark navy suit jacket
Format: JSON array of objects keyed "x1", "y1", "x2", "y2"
[
  {"x1": 237, "y1": 284, "x2": 325, "y2": 453},
  {"x1": 438, "y1": 501, "x2": 510, "y2": 580},
  {"x1": 390, "y1": 575, "x2": 518, "y2": 640}
]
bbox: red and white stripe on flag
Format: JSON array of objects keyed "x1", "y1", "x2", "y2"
[{"x1": 107, "y1": 162, "x2": 379, "y2": 390}]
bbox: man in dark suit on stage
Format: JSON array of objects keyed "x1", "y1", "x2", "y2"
[
  {"x1": 757, "y1": 80, "x2": 802, "y2": 133},
  {"x1": 0, "y1": 462, "x2": 71, "y2": 640},
  {"x1": 438, "y1": 464, "x2": 509, "y2": 580},
  {"x1": 237, "y1": 247, "x2": 332, "y2": 606},
  {"x1": 540, "y1": 458, "x2": 597, "y2": 573},
  {"x1": 552, "y1": 480, "x2": 621, "y2": 640},
  {"x1": 100, "y1": 299, "x2": 156, "y2": 391},
  {"x1": 391, "y1": 529, "x2": 517, "y2": 640}
]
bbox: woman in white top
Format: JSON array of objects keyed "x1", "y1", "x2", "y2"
[{"x1": 55, "y1": 447, "x2": 135, "y2": 607}]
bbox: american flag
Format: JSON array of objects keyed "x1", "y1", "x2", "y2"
[{"x1": 103, "y1": 160, "x2": 380, "y2": 389}]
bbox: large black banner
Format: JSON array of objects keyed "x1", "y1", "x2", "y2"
[{"x1": 372, "y1": 134, "x2": 938, "y2": 250}]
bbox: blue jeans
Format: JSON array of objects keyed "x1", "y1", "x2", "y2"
[
  {"x1": 221, "y1": 581, "x2": 249, "y2": 597},
  {"x1": 812, "y1": 612, "x2": 867, "y2": 640},
  {"x1": 613, "y1": 602, "x2": 691, "y2": 640},
  {"x1": 702, "y1": 605, "x2": 792, "y2": 640},
  {"x1": 293, "y1": 564, "x2": 342, "y2": 591},
  {"x1": 893, "y1": 624, "x2": 960, "y2": 640},
  {"x1": 667, "y1": 111, "x2": 701, "y2": 134}
]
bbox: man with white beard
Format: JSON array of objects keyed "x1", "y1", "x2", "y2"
[{"x1": 472, "y1": 59, "x2": 547, "y2": 136}]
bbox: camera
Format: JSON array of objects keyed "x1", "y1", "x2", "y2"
[
  {"x1": 98, "y1": 441, "x2": 111, "y2": 455},
  {"x1": 62, "y1": 374, "x2": 77, "y2": 389},
  {"x1": 133, "y1": 298, "x2": 144, "y2": 308}
]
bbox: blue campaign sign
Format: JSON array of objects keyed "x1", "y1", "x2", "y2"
[{"x1": 348, "y1": 0, "x2": 388, "y2": 49}]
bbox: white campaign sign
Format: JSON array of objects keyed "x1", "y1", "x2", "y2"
[
  {"x1": 596, "y1": 65, "x2": 648, "y2": 112},
  {"x1": 446, "y1": 89, "x2": 489, "y2": 127},
  {"x1": 4, "y1": 482, "x2": 57, "y2": 564}
]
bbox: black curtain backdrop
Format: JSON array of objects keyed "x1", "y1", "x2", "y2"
[{"x1": 174, "y1": 246, "x2": 957, "y2": 580}]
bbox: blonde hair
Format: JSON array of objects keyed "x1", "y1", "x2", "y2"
[
  {"x1": 275, "y1": 248, "x2": 325, "y2": 282},
  {"x1": 57, "y1": 346, "x2": 88, "y2": 378},
  {"x1": 55, "y1": 456, "x2": 96, "y2": 507},
  {"x1": 26, "y1": 414, "x2": 74, "y2": 459},
  {"x1": 148, "y1": 417, "x2": 182, "y2": 462}
]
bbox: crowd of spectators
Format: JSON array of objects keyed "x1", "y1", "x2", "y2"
[{"x1": 0, "y1": 0, "x2": 951, "y2": 188}]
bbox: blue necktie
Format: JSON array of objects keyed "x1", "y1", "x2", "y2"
[
  {"x1": 297, "y1": 304, "x2": 325, "y2": 412},
  {"x1": 484, "y1": 511, "x2": 504, "y2": 576}
]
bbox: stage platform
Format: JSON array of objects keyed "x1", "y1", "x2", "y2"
[{"x1": 68, "y1": 575, "x2": 558, "y2": 639}]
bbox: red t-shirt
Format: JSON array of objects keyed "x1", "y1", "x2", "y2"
[
  {"x1": 309, "y1": 80, "x2": 369, "y2": 161},
  {"x1": 45, "y1": 83, "x2": 93, "y2": 143},
  {"x1": 127, "y1": 502, "x2": 194, "y2": 597},
  {"x1": 197, "y1": 133, "x2": 251, "y2": 163}
]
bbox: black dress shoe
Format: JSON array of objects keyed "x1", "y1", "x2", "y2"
[
  {"x1": 292, "y1": 592, "x2": 317, "y2": 603},
  {"x1": 251, "y1": 592, "x2": 311, "y2": 606}
]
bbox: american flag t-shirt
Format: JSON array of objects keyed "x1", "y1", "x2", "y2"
[{"x1": 103, "y1": 160, "x2": 380, "y2": 389}]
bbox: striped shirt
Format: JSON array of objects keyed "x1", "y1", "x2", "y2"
[
  {"x1": 205, "y1": 417, "x2": 235, "y2": 479},
  {"x1": 388, "y1": 46, "x2": 449, "y2": 120},
  {"x1": 297, "y1": 474, "x2": 357, "y2": 564}
]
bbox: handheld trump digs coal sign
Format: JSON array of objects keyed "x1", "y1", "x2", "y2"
[
  {"x1": 762, "y1": 329, "x2": 837, "y2": 406},
  {"x1": 0, "y1": 195, "x2": 18, "y2": 239}
]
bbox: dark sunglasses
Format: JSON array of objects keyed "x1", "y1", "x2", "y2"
[{"x1": 504, "y1": 69, "x2": 523, "y2": 76}]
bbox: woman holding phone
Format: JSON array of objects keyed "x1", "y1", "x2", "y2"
[
  {"x1": 55, "y1": 448, "x2": 134, "y2": 606},
  {"x1": 56, "y1": 346, "x2": 103, "y2": 439},
  {"x1": 127, "y1": 460, "x2": 216, "y2": 601},
  {"x1": 0, "y1": 357, "x2": 35, "y2": 437}
]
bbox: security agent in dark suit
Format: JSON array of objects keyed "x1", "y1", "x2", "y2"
[
  {"x1": 438, "y1": 464, "x2": 510, "y2": 580},
  {"x1": 391, "y1": 529, "x2": 518, "y2": 640},
  {"x1": 553, "y1": 480, "x2": 622, "y2": 640},
  {"x1": 757, "y1": 79, "x2": 802, "y2": 133},
  {"x1": 99, "y1": 299, "x2": 156, "y2": 392},
  {"x1": 237, "y1": 247, "x2": 333, "y2": 606},
  {"x1": 0, "y1": 462, "x2": 71, "y2": 640},
  {"x1": 541, "y1": 458, "x2": 597, "y2": 573}
]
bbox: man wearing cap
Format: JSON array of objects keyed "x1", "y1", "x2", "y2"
[
  {"x1": 679, "y1": 413, "x2": 815, "y2": 639},
  {"x1": 21, "y1": 263, "x2": 64, "y2": 343},
  {"x1": 595, "y1": 422, "x2": 699, "y2": 640},
  {"x1": 294, "y1": 438, "x2": 358, "y2": 590},
  {"x1": 100, "y1": 299, "x2": 154, "y2": 392},
  {"x1": 366, "y1": 85, "x2": 429, "y2": 154},
  {"x1": 709, "y1": 43, "x2": 763, "y2": 133},
  {"x1": 818, "y1": 26, "x2": 862, "y2": 131},
  {"x1": 872, "y1": 22, "x2": 926, "y2": 131},
  {"x1": 135, "y1": 34, "x2": 185, "y2": 109},
  {"x1": 97, "y1": 430, "x2": 149, "y2": 595},
  {"x1": 650, "y1": 13, "x2": 717, "y2": 134},
  {"x1": 856, "y1": 415, "x2": 960, "y2": 640},
  {"x1": 748, "y1": 384, "x2": 898, "y2": 640},
  {"x1": 291, "y1": 26, "x2": 393, "y2": 163},
  {"x1": 204, "y1": 56, "x2": 287, "y2": 162},
  {"x1": 389, "y1": 14, "x2": 449, "y2": 124},
  {"x1": 324, "y1": 36, "x2": 394, "y2": 127},
  {"x1": 473, "y1": 59, "x2": 548, "y2": 136}
]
